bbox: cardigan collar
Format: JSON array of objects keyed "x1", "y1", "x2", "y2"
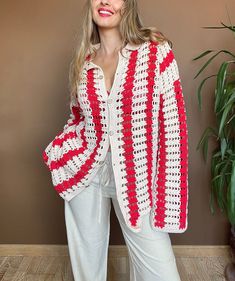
[
  {"x1": 90, "y1": 42, "x2": 142, "y2": 51},
  {"x1": 84, "y1": 42, "x2": 142, "y2": 71}
]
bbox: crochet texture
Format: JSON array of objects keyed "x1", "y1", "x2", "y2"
[{"x1": 42, "y1": 40, "x2": 188, "y2": 233}]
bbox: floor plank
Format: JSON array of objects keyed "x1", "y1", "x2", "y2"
[{"x1": 0, "y1": 246, "x2": 232, "y2": 281}]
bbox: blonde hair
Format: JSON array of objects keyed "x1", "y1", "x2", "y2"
[{"x1": 68, "y1": 0, "x2": 172, "y2": 101}]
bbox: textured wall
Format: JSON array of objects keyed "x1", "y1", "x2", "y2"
[{"x1": 0, "y1": 0, "x2": 234, "y2": 244}]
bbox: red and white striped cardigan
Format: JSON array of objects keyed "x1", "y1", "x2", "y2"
[{"x1": 42, "y1": 39, "x2": 189, "y2": 233}]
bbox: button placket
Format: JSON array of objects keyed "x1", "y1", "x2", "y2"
[
  {"x1": 90, "y1": 51, "x2": 126, "y2": 171},
  {"x1": 107, "y1": 94, "x2": 115, "y2": 139},
  {"x1": 106, "y1": 56, "x2": 126, "y2": 223},
  {"x1": 107, "y1": 98, "x2": 113, "y2": 104}
]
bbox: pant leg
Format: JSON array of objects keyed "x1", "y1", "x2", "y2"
[
  {"x1": 64, "y1": 183, "x2": 111, "y2": 281},
  {"x1": 111, "y1": 197, "x2": 181, "y2": 281}
]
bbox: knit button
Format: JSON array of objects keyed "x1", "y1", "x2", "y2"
[
  {"x1": 99, "y1": 160, "x2": 104, "y2": 165},
  {"x1": 98, "y1": 75, "x2": 103, "y2": 79},
  {"x1": 107, "y1": 98, "x2": 113, "y2": 104},
  {"x1": 109, "y1": 131, "x2": 114, "y2": 136}
]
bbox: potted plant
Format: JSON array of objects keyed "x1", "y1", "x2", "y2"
[{"x1": 193, "y1": 21, "x2": 235, "y2": 280}]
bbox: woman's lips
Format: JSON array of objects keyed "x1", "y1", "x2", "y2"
[{"x1": 98, "y1": 9, "x2": 113, "y2": 17}]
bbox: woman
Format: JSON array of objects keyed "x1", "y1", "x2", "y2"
[{"x1": 42, "y1": 0, "x2": 188, "y2": 280}]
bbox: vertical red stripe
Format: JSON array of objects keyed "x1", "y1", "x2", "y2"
[
  {"x1": 121, "y1": 50, "x2": 139, "y2": 227},
  {"x1": 154, "y1": 93, "x2": 167, "y2": 228},
  {"x1": 145, "y1": 41, "x2": 158, "y2": 208},
  {"x1": 174, "y1": 79, "x2": 188, "y2": 229},
  {"x1": 83, "y1": 68, "x2": 104, "y2": 169}
]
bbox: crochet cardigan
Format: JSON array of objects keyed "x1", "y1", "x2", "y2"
[{"x1": 42, "y1": 40, "x2": 189, "y2": 233}]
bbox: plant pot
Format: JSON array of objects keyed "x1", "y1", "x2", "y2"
[{"x1": 225, "y1": 224, "x2": 235, "y2": 281}]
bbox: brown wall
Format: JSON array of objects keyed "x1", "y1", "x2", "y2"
[{"x1": 1, "y1": 0, "x2": 234, "y2": 245}]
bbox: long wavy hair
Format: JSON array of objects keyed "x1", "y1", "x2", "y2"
[{"x1": 68, "y1": 0, "x2": 172, "y2": 101}]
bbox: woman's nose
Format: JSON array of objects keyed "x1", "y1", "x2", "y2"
[{"x1": 100, "y1": 0, "x2": 110, "y2": 5}]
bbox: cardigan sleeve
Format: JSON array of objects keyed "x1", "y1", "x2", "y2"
[
  {"x1": 154, "y1": 41, "x2": 189, "y2": 232},
  {"x1": 42, "y1": 95, "x2": 85, "y2": 173}
]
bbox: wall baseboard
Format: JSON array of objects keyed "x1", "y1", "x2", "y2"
[{"x1": 0, "y1": 244, "x2": 231, "y2": 258}]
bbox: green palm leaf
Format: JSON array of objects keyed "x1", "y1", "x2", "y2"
[{"x1": 228, "y1": 161, "x2": 235, "y2": 224}]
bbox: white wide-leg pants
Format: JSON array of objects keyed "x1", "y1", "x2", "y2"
[{"x1": 64, "y1": 151, "x2": 181, "y2": 281}]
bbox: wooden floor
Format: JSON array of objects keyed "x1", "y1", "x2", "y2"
[{"x1": 0, "y1": 245, "x2": 232, "y2": 281}]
